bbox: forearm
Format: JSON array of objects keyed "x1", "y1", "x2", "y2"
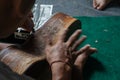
[{"x1": 51, "y1": 62, "x2": 72, "y2": 80}]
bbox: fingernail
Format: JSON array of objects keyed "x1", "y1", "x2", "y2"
[
  {"x1": 77, "y1": 29, "x2": 82, "y2": 32},
  {"x1": 86, "y1": 44, "x2": 91, "y2": 47},
  {"x1": 91, "y1": 48, "x2": 98, "y2": 53},
  {"x1": 82, "y1": 35, "x2": 87, "y2": 38}
]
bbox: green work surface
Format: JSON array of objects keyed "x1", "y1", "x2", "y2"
[{"x1": 75, "y1": 16, "x2": 120, "y2": 80}]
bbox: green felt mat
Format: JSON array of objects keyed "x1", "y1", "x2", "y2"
[{"x1": 75, "y1": 16, "x2": 120, "y2": 80}]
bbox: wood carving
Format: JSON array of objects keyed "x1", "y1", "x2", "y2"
[{"x1": 0, "y1": 12, "x2": 81, "y2": 79}]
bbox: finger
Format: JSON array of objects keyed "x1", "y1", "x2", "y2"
[
  {"x1": 97, "y1": 4, "x2": 105, "y2": 10},
  {"x1": 72, "y1": 35, "x2": 87, "y2": 50},
  {"x1": 72, "y1": 44, "x2": 90, "y2": 63},
  {"x1": 93, "y1": 0, "x2": 96, "y2": 8},
  {"x1": 93, "y1": 0, "x2": 99, "y2": 9},
  {"x1": 94, "y1": 4, "x2": 100, "y2": 9},
  {"x1": 66, "y1": 30, "x2": 82, "y2": 47},
  {"x1": 88, "y1": 47, "x2": 97, "y2": 54},
  {"x1": 74, "y1": 44, "x2": 90, "y2": 56},
  {"x1": 74, "y1": 47, "x2": 91, "y2": 66},
  {"x1": 80, "y1": 47, "x2": 97, "y2": 57},
  {"x1": 73, "y1": 46, "x2": 97, "y2": 66}
]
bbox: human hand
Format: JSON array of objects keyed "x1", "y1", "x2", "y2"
[
  {"x1": 45, "y1": 29, "x2": 86, "y2": 67},
  {"x1": 72, "y1": 44, "x2": 97, "y2": 80},
  {"x1": 74, "y1": 44, "x2": 97, "y2": 68}
]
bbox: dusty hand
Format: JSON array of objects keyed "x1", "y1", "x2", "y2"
[
  {"x1": 45, "y1": 29, "x2": 86, "y2": 67},
  {"x1": 74, "y1": 44, "x2": 97, "y2": 68}
]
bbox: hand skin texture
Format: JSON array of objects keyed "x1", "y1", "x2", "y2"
[{"x1": 45, "y1": 29, "x2": 97, "y2": 80}]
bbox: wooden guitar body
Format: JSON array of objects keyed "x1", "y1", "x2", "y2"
[{"x1": 0, "y1": 12, "x2": 81, "y2": 79}]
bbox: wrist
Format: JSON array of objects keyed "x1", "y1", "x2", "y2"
[
  {"x1": 51, "y1": 62, "x2": 71, "y2": 71},
  {"x1": 51, "y1": 62, "x2": 72, "y2": 80}
]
